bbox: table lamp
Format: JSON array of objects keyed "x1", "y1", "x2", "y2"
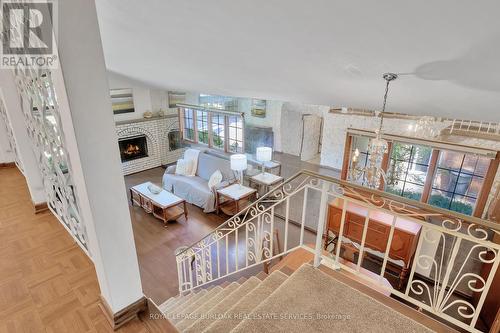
[
  {"x1": 230, "y1": 154, "x2": 247, "y2": 188},
  {"x1": 256, "y1": 147, "x2": 272, "y2": 175}
]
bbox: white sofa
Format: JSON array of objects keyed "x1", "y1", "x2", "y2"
[{"x1": 162, "y1": 151, "x2": 236, "y2": 213}]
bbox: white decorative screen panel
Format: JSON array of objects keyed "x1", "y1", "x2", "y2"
[
  {"x1": 0, "y1": 98, "x2": 23, "y2": 172},
  {"x1": 14, "y1": 68, "x2": 88, "y2": 249}
]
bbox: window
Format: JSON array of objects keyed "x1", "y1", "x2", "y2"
[
  {"x1": 228, "y1": 115, "x2": 243, "y2": 153},
  {"x1": 199, "y1": 94, "x2": 238, "y2": 111},
  {"x1": 183, "y1": 108, "x2": 194, "y2": 141},
  {"x1": 344, "y1": 133, "x2": 496, "y2": 216},
  {"x1": 180, "y1": 107, "x2": 243, "y2": 152},
  {"x1": 211, "y1": 113, "x2": 225, "y2": 149},
  {"x1": 429, "y1": 151, "x2": 490, "y2": 215},
  {"x1": 197, "y1": 110, "x2": 209, "y2": 144},
  {"x1": 386, "y1": 143, "x2": 432, "y2": 201},
  {"x1": 349, "y1": 136, "x2": 371, "y2": 186}
]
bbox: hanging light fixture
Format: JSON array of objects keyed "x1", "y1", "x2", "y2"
[{"x1": 349, "y1": 73, "x2": 397, "y2": 188}]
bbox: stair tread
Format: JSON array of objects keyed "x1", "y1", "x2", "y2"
[
  {"x1": 162, "y1": 292, "x2": 195, "y2": 312},
  {"x1": 170, "y1": 286, "x2": 223, "y2": 324},
  {"x1": 184, "y1": 277, "x2": 262, "y2": 333},
  {"x1": 169, "y1": 289, "x2": 208, "y2": 318},
  {"x1": 158, "y1": 296, "x2": 179, "y2": 312},
  {"x1": 175, "y1": 282, "x2": 240, "y2": 331},
  {"x1": 203, "y1": 271, "x2": 288, "y2": 333},
  {"x1": 232, "y1": 264, "x2": 433, "y2": 333}
]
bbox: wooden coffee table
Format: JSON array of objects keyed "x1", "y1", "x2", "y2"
[{"x1": 130, "y1": 182, "x2": 187, "y2": 227}]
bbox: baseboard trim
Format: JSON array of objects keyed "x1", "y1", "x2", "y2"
[
  {"x1": 33, "y1": 201, "x2": 49, "y2": 214},
  {"x1": 0, "y1": 162, "x2": 16, "y2": 168},
  {"x1": 99, "y1": 295, "x2": 148, "y2": 330}
]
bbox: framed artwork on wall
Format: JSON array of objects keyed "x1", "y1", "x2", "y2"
[
  {"x1": 111, "y1": 88, "x2": 135, "y2": 114},
  {"x1": 168, "y1": 91, "x2": 186, "y2": 108},
  {"x1": 251, "y1": 99, "x2": 266, "y2": 118}
]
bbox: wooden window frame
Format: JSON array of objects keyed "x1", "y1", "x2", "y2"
[
  {"x1": 384, "y1": 142, "x2": 431, "y2": 198},
  {"x1": 342, "y1": 133, "x2": 498, "y2": 217},
  {"x1": 227, "y1": 114, "x2": 245, "y2": 153},
  {"x1": 429, "y1": 151, "x2": 491, "y2": 215},
  {"x1": 196, "y1": 109, "x2": 209, "y2": 145},
  {"x1": 180, "y1": 108, "x2": 196, "y2": 143},
  {"x1": 178, "y1": 106, "x2": 244, "y2": 154}
]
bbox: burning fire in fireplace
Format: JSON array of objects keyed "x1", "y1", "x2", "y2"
[
  {"x1": 118, "y1": 135, "x2": 148, "y2": 162},
  {"x1": 123, "y1": 143, "x2": 140, "y2": 156}
]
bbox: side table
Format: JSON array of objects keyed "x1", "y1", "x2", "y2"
[{"x1": 216, "y1": 184, "x2": 257, "y2": 216}]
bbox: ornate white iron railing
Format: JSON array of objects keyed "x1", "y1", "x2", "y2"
[
  {"x1": 175, "y1": 170, "x2": 499, "y2": 333},
  {"x1": 12, "y1": 67, "x2": 88, "y2": 250},
  {"x1": 0, "y1": 97, "x2": 23, "y2": 173},
  {"x1": 449, "y1": 119, "x2": 500, "y2": 137}
]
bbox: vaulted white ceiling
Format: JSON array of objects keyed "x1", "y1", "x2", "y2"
[{"x1": 95, "y1": 0, "x2": 500, "y2": 122}]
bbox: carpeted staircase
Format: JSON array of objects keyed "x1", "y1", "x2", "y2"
[{"x1": 158, "y1": 263, "x2": 436, "y2": 333}]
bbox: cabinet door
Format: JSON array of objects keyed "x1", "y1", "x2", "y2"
[
  {"x1": 390, "y1": 230, "x2": 413, "y2": 262},
  {"x1": 347, "y1": 219, "x2": 388, "y2": 253},
  {"x1": 328, "y1": 206, "x2": 343, "y2": 232}
]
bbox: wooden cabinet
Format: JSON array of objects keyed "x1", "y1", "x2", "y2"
[{"x1": 327, "y1": 199, "x2": 421, "y2": 287}]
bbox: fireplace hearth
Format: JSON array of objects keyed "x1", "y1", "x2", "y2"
[{"x1": 119, "y1": 135, "x2": 148, "y2": 162}]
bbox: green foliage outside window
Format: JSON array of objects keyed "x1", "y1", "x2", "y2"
[
  {"x1": 198, "y1": 130, "x2": 209, "y2": 144},
  {"x1": 185, "y1": 128, "x2": 194, "y2": 140},
  {"x1": 386, "y1": 143, "x2": 431, "y2": 188},
  {"x1": 428, "y1": 194, "x2": 473, "y2": 216},
  {"x1": 212, "y1": 134, "x2": 223, "y2": 148},
  {"x1": 385, "y1": 187, "x2": 422, "y2": 201}
]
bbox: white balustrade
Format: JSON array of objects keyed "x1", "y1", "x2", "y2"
[{"x1": 175, "y1": 170, "x2": 500, "y2": 333}]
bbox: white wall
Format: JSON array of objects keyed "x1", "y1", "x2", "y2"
[
  {"x1": 108, "y1": 71, "x2": 158, "y2": 121},
  {"x1": 58, "y1": 0, "x2": 143, "y2": 314},
  {"x1": 108, "y1": 71, "x2": 201, "y2": 121},
  {"x1": 0, "y1": 114, "x2": 14, "y2": 163},
  {"x1": 320, "y1": 114, "x2": 454, "y2": 170},
  {"x1": 279, "y1": 102, "x2": 329, "y2": 157},
  {"x1": 236, "y1": 98, "x2": 283, "y2": 151}
]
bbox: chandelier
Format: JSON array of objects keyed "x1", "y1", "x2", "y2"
[
  {"x1": 410, "y1": 116, "x2": 440, "y2": 138},
  {"x1": 349, "y1": 73, "x2": 397, "y2": 188}
]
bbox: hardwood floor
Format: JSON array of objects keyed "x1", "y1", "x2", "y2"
[
  {"x1": 125, "y1": 167, "x2": 227, "y2": 304},
  {"x1": 0, "y1": 166, "x2": 170, "y2": 333},
  {"x1": 125, "y1": 164, "x2": 319, "y2": 306}
]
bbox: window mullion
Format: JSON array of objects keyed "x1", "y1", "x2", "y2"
[
  {"x1": 193, "y1": 110, "x2": 198, "y2": 144},
  {"x1": 207, "y1": 112, "x2": 213, "y2": 148},
  {"x1": 224, "y1": 115, "x2": 229, "y2": 153}
]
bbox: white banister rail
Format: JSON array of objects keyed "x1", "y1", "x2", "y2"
[{"x1": 175, "y1": 170, "x2": 500, "y2": 333}]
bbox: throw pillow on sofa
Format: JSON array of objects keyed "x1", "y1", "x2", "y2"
[
  {"x1": 208, "y1": 170, "x2": 223, "y2": 189},
  {"x1": 175, "y1": 159, "x2": 188, "y2": 176}
]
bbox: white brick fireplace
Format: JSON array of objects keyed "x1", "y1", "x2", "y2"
[{"x1": 115, "y1": 114, "x2": 184, "y2": 175}]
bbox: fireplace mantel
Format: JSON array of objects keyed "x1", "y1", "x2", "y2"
[{"x1": 115, "y1": 113, "x2": 178, "y2": 126}]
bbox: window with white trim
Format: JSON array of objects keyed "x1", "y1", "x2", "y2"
[
  {"x1": 183, "y1": 108, "x2": 195, "y2": 141},
  {"x1": 180, "y1": 107, "x2": 244, "y2": 153},
  {"x1": 196, "y1": 110, "x2": 209, "y2": 144}
]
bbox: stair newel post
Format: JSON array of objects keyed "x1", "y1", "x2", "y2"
[{"x1": 314, "y1": 180, "x2": 330, "y2": 268}]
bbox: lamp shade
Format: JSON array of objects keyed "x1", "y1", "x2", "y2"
[
  {"x1": 256, "y1": 147, "x2": 272, "y2": 162},
  {"x1": 230, "y1": 154, "x2": 247, "y2": 171}
]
